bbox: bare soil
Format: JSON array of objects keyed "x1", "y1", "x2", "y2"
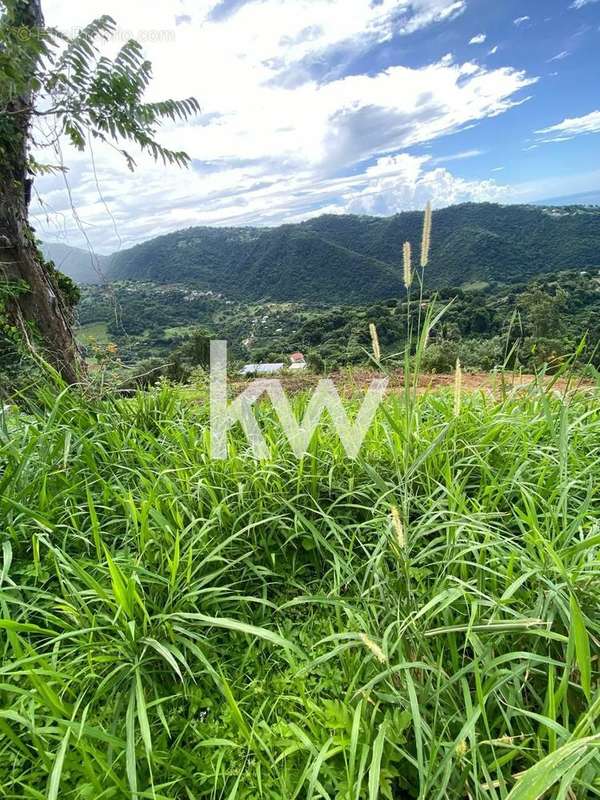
[{"x1": 231, "y1": 369, "x2": 594, "y2": 398}]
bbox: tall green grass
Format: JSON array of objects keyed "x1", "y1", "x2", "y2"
[{"x1": 0, "y1": 377, "x2": 599, "y2": 798}]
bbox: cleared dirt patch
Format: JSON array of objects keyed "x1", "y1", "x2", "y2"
[{"x1": 232, "y1": 369, "x2": 594, "y2": 398}]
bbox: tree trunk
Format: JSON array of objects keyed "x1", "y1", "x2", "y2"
[{"x1": 0, "y1": 0, "x2": 83, "y2": 384}]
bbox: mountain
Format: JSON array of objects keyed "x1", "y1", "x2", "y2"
[
  {"x1": 42, "y1": 242, "x2": 110, "y2": 285},
  {"x1": 83, "y1": 203, "x2": 600, "y2": 302},
  {"x1": 106, "y1": 226, "x2": 403, "y2": 303},
  {"x1": 298, "y1": 204, "x2": 600, "y2": 287}
]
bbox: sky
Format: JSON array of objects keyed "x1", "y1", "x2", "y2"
[{"x1": 31, "y1": 0, "x2": 600, "y2": 253}]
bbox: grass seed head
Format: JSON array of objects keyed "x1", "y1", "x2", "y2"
[
  {"x1": 454, "y1": 358, "x2": 463, "y2": 416},
  {"x1": 421, "y1": 201, "x2": 432, "y2": 268},
  {"x1": 360, "y1": 633, "x2": 388, "y2": 664},
  {"x1": 403, "y1": 241, "x2": 413, "y2": 288},
  {"x1": 455, "y1": 740, "x2": 468, "y2": 759},
  {"x1": 369, "y1": 322, "x2": 381, "y2": 362},
  {"x1": 391, "y1": 505, "x2": 405, "y2": 548}
]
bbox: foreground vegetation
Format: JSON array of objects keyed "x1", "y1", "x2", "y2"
[{"x1": 1, "y1": 375, "x2": 599, "y2": 798}]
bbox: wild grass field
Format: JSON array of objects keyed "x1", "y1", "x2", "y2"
[
  {"x1": 3, "y1": 9, "x2": 599, "y2": 800},
  {"x1": 1, "y1": 376, "x2": 599, "y2": 799}
]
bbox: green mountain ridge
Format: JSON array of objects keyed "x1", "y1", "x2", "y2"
[{"x1": 48, "y1": 203, "x2": 600, "y2": 303}]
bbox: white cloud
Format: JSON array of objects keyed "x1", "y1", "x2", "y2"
[
  {"x1": 32, "y1": 147, "x2": 509, "y2": 250},
  {"x1": 395, "y1": 0, "x2": 467, "y2": 34},
  {"x1": 570, "y1": 0, "x2": 600, "y2": 8},
  {"x1": 469, "y1": 33, "x2": 486, "y2": 44},
  {"x1": 548, "y1": 50, "x2": 570, "y2": 62},
  {"x1": 488, "y1": 45, "x2": 499, "y2": 54},
  {"x1": 33, "y1": 0, "x2": 537, "y2": 251},
  {"x1": 513, "y1": 16, "x2": 530, "y2": 26},
  {"x1": 334, "y1": 154, "x2": 507, "y2": 217},
  {"x1": 430, "y1": 149, "x2": 484, "y2": 164},
  {"x1": 536, "y1": 110, "x2": 600, "y2": 142}
]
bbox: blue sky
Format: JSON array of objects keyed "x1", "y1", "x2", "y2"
[
  {"x1": 34, "y1": 0, "x2": 600, "y2": 251},
  {"x1": 397, "y1": 0, "x2": 600, "y2": 196}
]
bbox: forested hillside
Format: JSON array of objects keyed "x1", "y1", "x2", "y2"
[
  {"x1": 105, "y1": 226, "x2": 402, "y2": 303},
  {"x1": 95, "y1": 203, "x2": 600, "y2": 302},
  {"x1": 301, "y1": 203, "x2": 600, "y2": 287},
  {"x1": 76, "y1": 268, "x2": 600, "y2": 378}
]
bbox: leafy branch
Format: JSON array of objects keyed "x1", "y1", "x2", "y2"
[{"x1": 1, "y1": 6, "x2": 200, "y2": 170}]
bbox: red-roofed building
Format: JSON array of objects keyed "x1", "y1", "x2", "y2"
[{"x1": 289, "y1": 351, "x2": 307, "y2": 370}]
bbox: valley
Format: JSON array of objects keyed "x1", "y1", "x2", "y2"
[
  {"x1": 41, "y1": 202, "x2": 600, "y2": 381},
  {"x1": 75, "y1": 267, "x2": 600, "y2": 381}
]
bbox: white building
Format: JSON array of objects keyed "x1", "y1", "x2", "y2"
[{"x1": 239, "y1": 363, "x2": 285, "y2": 376}]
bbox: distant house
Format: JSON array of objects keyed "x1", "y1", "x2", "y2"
[
  {"x1": 239, "y1": 363, "x2": 284, "y2": 376},
  {"x1": 289, "y1": 351, "x2": 307, "y2": 371}
]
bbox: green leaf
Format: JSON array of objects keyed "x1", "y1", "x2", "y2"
[
  {"x1": 47, "y1": 728, "x2": 71, "y2": 800},
  {"x1": 506, "y1": 736, "x2": 600, "y2": 800},
  {"x1": 135, "y1": 672, "x2": 152, "y2": 756},
  {"x1": 369, "y1": 720, "x2": 387, "y2": 800},
  {"x1": 570, "y1": 595, "x2": 592, "y2": 701},
  {"x1": 126, "y1": 685, "x2": 138, "y2": 798},
  {"x1": 171, "y1": 613, "x2": 303, "y2": 657}
]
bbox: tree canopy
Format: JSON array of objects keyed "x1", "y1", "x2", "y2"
[{"x1": 0, "y1": 0, "x2": 199, "y2": 383}]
